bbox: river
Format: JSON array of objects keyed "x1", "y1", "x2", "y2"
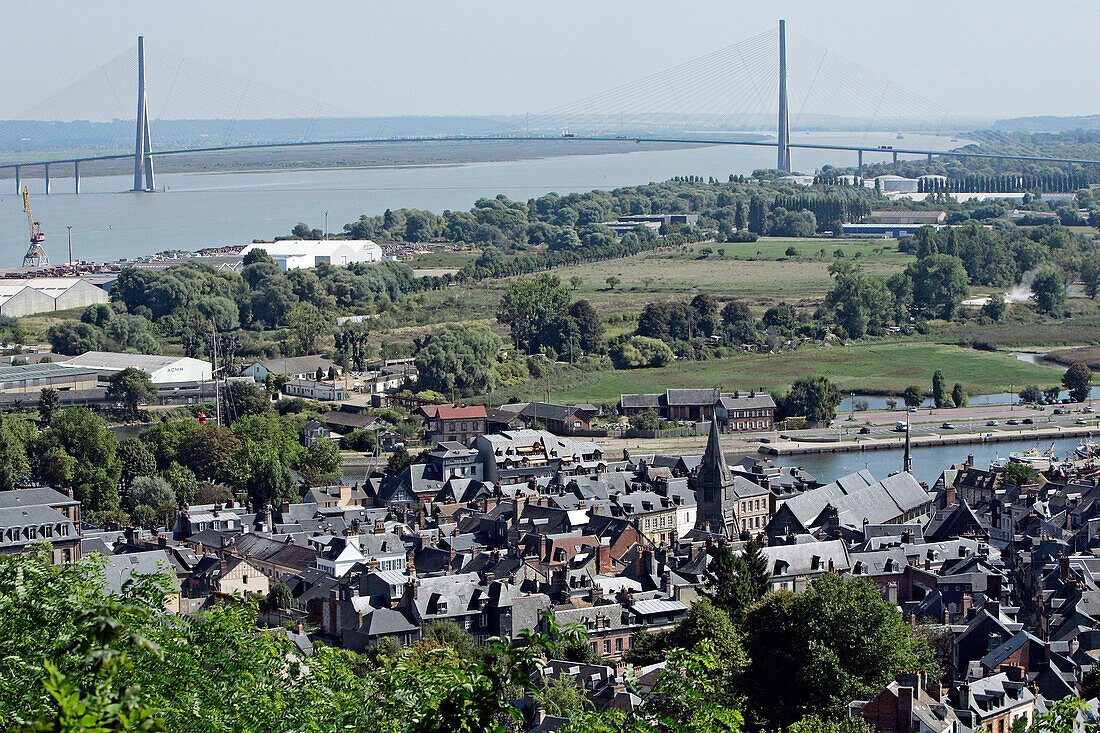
[
  {"x1": 769, "y1": 435, "x2": 1089, "y2": 488},
  {"x1": 0, "y1": 132, "x2": 963, "y2": 268}
]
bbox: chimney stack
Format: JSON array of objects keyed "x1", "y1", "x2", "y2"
[
  {"x1": 896, "y1": 684, "x2": 914, "y2": 728},
  {"x1": 595, "y1": 541, "x2": 611, "y2": 575}
]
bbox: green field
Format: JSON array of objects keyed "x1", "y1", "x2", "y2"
[
  {"x1": 553, "y1": 237, "x2": 912, "y2": 308},
  {"x1": 407, "y1": 248, "x2": 479, "y2": 269},
  {"x1": 504, "y1": 341, "x2": 1062, "y2": 404}
]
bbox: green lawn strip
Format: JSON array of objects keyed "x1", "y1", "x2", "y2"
[{"x1": 506, "y1": 342, "x2": 1060, "y2": 405}]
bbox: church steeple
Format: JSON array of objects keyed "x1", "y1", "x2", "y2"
[
  {"x1": 699, "y1": 416, "x2": 734, "y2": 489},
  {"x1": 693, "y1": 417, "x2": 738, "y2": 537}
]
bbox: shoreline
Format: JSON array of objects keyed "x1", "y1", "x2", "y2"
[{"x1": 759, "y1": 424, "x2": 1096, "y2": 456}]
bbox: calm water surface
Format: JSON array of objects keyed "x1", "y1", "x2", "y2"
[{"x1": 0, "y1": 132, "x2": 963, "y2": 268}]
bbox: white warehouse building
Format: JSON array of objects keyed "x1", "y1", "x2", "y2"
[
  {"x1": 239, "y1": 240, "x2": 383, "y2": 271},
  {"x1": 873, "y1": 175, "x2": 920, "y2": 194},
  {"x1": 0, "y1": 277, "x2": 108, "y2": 318},
  {"x1": 61, "y1": 352, "x2": 212, "y2": 384}
]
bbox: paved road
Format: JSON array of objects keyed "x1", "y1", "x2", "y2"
[{"x1": 596, "y1": 402, "x2": 1100, "y2": 458}]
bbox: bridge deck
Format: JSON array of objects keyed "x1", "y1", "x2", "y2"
[{"x1": 1, "y1": 135, "x2": 1098, "y2": 171}]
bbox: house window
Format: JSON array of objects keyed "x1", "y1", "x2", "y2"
[
  {"x1": 603, "y1": 640, "x2": 611, "y2": 655},
  {"x1": 615, "y1": 638, "x2": 623, "y2": 652},
  {"x1": 242, "y1": 574, "x2": 248, "y2": 584}
]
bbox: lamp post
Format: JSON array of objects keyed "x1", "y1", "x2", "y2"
[
  {"x1": 66, "y1": 226, "x2": 73, "y2": 268},
  {"x1": 324, "y1": 211, "x2": 329, "y2": 241}
]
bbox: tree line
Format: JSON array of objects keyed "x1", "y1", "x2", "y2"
[{"x1": 0, "y1": 383, "x2": 342, "y2": 527}]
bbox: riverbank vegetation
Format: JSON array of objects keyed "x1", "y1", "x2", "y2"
[
  {"x1": 0, "y1": 545, "x2": 948, "y2": 733},
  {"x1": 6, "y1": 167, "x2": 1097, "y2": 406}
]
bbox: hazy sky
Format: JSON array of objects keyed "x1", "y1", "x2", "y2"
[{"x1": 3, "y1": 0, "x2": 1097, "y2": 121}]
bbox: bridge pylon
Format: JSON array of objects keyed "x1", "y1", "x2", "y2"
[
  {"x1": 777, "y1": 20, "x2": 791, "y2": 173},
  {"x1": 132, "y1": 36, "x2": 156, "y2": 192}
]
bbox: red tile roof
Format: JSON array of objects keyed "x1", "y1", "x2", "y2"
[{"x1": 436, "y1": 405, "x2": 487, "y2": 420}]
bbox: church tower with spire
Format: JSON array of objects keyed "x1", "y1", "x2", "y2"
[{"x1": 693, "y1": 417, "x2": 739, "y2": 538}]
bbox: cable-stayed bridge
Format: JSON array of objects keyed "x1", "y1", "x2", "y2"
[{"x1": 2, "y1": 21, "x2": 1097, "y2": 194}]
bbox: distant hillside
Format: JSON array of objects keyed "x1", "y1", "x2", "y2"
[{"x1": 992, "y1": 115, "x2": 1100, "y2": 133}]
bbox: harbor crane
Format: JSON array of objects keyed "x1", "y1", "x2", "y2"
[{"x1": 21, "y1": 185, "x2": 49, "y2": 267}]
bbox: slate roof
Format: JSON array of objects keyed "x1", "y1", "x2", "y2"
[
  {"x1": 981, "y1": 630, "x2": 1044, "y2": 671},
  {"x1": 302, "y1": 484, "x2": 369, "y2": 505},
  {"x1": 925, "y1": 500, "x2": 990, "y2": 541},
  {"x1": 0, "y1": 505, "x2": 78, "y2": 549},
  {"x1": 620, "y1": 393, "x2": 662, "y2": 409},
  {"x1": 233, "y1": 534, "x2": 318, "y2": 573},
  {"x1": 100, "y1": 550, "x2": 180, "y2": 596},
  {"x1": 665, "y1": 388, "x2": 721, "y2": 406},
  {"x1": 0, "y1": 487, "x2": 78, "y2": 508},
  {"x1": 779, "y1": 471, "x2": 929, "y2": 532},
  {"x1": 360, "y1": 607, "x2": 419, "y2": 637},
  {"x1": 503, "y1": 401, "x2": 593, "y2": 424},
  {"x1": 718, "y1": 393, "x2": 777, "y2": 410},
  {"x1": 762, "y1": 539, "x2": 851, "y2": 577},
  {"x1": 321, "y1": 411, "x2": 372, "y2": 430}
]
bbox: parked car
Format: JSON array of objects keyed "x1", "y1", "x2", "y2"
[
  {"x1": 941, "y1": 422, "x2": 956, "y2": 430},
  {"x1": 1085, "y1": 406, "x2": 1095, "y2": 413},
  {"x1": 986, "y1": 420, "x2": 998, "y2": 426},
  {"x1": 1053, "y1": 408, "x2": 1065, "y2": 415}
]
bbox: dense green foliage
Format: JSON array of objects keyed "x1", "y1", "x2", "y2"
[
  {"x1": 415, "y1": 324, "x2": 503, "y2": 398},
  {"x1": 781, "y1": 376, "x2": 843, "y2": 424},
  {"x1": 739, "y1": 574, "x2": 933, "y2": 729},
  {"x1": 1062, "y1": 362, "x2": 1094, "y2": 402},
  {"x1": 105, "y1": 368, "x2": 158, "y2": 420},
  {"x1": 0, "y1": 551, "x2": 752, "y2": 733}
]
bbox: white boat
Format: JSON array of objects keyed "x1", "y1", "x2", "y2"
[
  {"x1": 1076, "y1": 440, "x2": 1100, "y2": 459},
  {"x1": 1009, "y1": 443, "x2": 1057, "y2": 471}
]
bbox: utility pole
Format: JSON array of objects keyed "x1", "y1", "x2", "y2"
[
  {"x1": 211, "y1": 320, "x2": 221, "y2": 427},
  {"x1": 66, "y1": 226, "x2": 72, "y2": 267},
  {"x1": 324, "y1": 211, "x2": 329, "y2": 241},
  {"x1": 903, "y1": 412, "x2": 913, "y2": 474}
]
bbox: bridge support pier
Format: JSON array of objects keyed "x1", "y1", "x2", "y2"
[
  {"x1": 44, "y1": 163, "x2": 50, "y2": 194},
  {"x1": 892, "y1": 152, "x2": 898, "y2": 170},
  {"x1": 776, "y1": 20, "x2": 791, "y2": 172},
  {"x1": 927, "y1": 153, "x2": 933, "y2": 164},
  {"x1": 74, "y1": 161, "x2": 80, "y2": 194},
  {"x1": 857, "y1": 150, "x2": 863, "y2": 180},
  {"x1": 132, "y1": 36, "x2": 155, "y2": 191},
  {"x1": 14, "y1": 166, "x2": 19, "y2": 193}
]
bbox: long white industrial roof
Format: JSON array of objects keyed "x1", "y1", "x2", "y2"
[{"x1": 239, "y1": 240, "x2": 380, "y2": 257}]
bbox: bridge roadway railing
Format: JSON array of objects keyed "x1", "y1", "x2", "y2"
[{"x1": 3, "y1": 135, "x2": 1098, "y2": 193}]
